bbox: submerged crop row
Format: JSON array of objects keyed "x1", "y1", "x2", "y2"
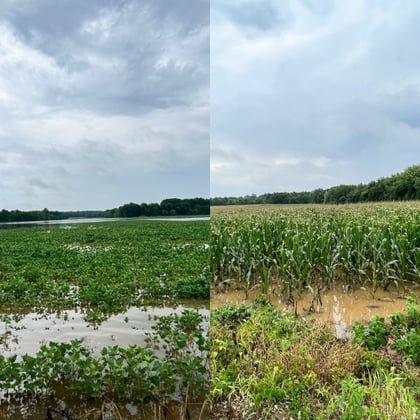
[
  {"x1": 1, "y1": 310, "x2": 209, "y2": 419},
  {"x1": 211, "y1": 203, "x2": 420, "y2": 297}
]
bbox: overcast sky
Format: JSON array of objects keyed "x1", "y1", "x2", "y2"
[
  {"x1": 211, "y1": 0, "x2": 420, "y2": 197},
  {"x1": 0, "y1": 0, "x2": 209, "y2": 210}
]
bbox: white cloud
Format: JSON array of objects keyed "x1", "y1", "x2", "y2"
[
  {"x1": 0, "y1": 23, "x2": 68, "y2": 116},
  {"x1": 311, "y1": 156, "x2": 331, "y2": 168},
  {"x1": 0, "y1": 0, "x2": 209, "y2": 210}
]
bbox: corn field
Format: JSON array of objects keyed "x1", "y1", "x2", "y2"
[{"x1": 211, "y1": 203, "x2": 420, "y2": 297}]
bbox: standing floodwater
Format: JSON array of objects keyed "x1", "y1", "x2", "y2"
[{"x1": 212, "y1": 282, "x2": 419, "y2": 338}]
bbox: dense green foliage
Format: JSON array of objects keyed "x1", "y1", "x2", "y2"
[
  {"x1": 0, "y1": 197, "x2": 209, "y2": 223},
  {"x1": 211, "y1": 203, "x2": 420, "y2": 297},
  {"x1": 0, "y1": 208, "x2": 51, "y2": 223},
  {"x1": 211, "y1": 301, "x2": 420, "y2": 419},
  {"x1": 211, "y1": 164, "x2": 420, "y2": 205},
  {"x1": 0, "y1": 220, "x2": 209, "y2": 319},
  {"x1": 352, "y1": 316, "x2": 389, "y2": 350}
]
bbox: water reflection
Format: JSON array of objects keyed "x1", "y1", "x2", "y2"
[
  {"x1": 1, "y1": 305, "x2": 209, "y2": 357},
  {"x1": 332, "y1": 295, "x2": 347, "y2": 339},
  {"x1": 1, "y1": 394, "x2": 210, "y2": 420},
  {"x1": 0, "y1": 216, "x2": 209, "y2": 229}
]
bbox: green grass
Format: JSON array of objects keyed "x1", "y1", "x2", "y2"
[{"x1": 211, "y1": 300, "x2": 420, "y2": 419}]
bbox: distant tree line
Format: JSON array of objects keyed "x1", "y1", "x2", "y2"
[
  {"x1": 0, "y1": 197, "x2": 210, "y2": 223},
  {"x1": 49, "y1": 210, "x2": 106, "y2": 220},
  {"x1": 0, "y1": 208, "x2": 50, "y2": 223},
  {"x1": 211, "y1": 165, "x2": 420, "y2": 206},
  {"x1": 105, "y1": 197, "x2": 210, "y2": 217}
]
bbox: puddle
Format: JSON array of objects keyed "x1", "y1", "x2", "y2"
[
  {"x1": 211, "y1": 282, "x2": 419, "y2": 339},
  {"x1": 0, "y1": 305, "x2": 209, "y2": 357}
]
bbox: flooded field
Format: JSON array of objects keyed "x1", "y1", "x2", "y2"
[
  {"x1": 1, "y1": 390, "x2": 209, "y2": 420},
  {"x1": 0, "y1": 220, "x2": 210, "y2": 419},
  {"x1": 1, "y1": 304, "x2": 209, "y2": 419},
  {"x1": 211, "y1": 203, "x2": 420, "y2": 333},
  {"x1": 0, "y1": 216, "x2": 209, "y2": 228},
  {"x1": 210, "y1": 203, "x2": 420, "y2": 418}
]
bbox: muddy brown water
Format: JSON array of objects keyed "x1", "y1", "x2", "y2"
[
  {"x1": 0, "y1": 304, "x2": 209, "y2": 419},
  {"x1": 211, "y1": 282, "x2": 420, "y2": 339}
]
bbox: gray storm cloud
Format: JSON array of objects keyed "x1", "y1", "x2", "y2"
[
  {"x1": 211, "y1": 0, "x2": 420, "y2": 197},
  {"x1": 0, "y1": 0, "x2": 209, "y2": 210}
]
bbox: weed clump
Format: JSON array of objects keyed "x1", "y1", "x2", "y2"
[{"x1": 352, "y1": 301, "x2": 420, "y2": 366}]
